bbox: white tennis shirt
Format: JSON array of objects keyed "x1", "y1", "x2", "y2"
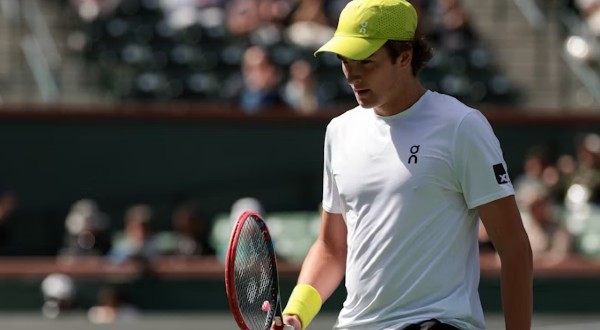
[{"x1": 322, "y1": 91, "x2": 514, "y2": 330}]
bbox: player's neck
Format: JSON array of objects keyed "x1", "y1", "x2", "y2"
[{"x1": 374, "y1": 80, "x2": 426, "y2": 117}]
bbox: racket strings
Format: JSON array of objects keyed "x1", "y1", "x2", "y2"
[{"x1": 234, "y1": 219, "x2": 276, "y2": 329}]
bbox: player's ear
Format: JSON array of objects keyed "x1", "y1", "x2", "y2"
[{"x1": 397, "y1": 50, "x2": 412, "y2": 68}]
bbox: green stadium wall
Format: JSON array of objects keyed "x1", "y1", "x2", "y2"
[{"x1": 0, "y1": 108, "x2": 600, "y2": 255}]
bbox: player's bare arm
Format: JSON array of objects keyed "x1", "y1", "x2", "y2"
[
  {"x1": 298, "y1": 210, "x2": 347, "y2": 299},
  {"x1": 479, "y1": 195, "x2": 533, "y2": 330},
  {"x1": 281, "y1": 210, "x2": 347, "y2": 329}
]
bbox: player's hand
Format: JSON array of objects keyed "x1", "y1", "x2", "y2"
[{"x1": 271, "y1": 314, "x2": 301, "y2": 330}]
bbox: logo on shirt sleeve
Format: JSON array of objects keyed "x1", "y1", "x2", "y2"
[{"x1": 493, "y1": 163, "x2": 510, "y2": 184}]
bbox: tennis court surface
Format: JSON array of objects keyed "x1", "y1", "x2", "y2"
[{"x1": 0, "y1": 312, "x2": 599, "y2": 329}]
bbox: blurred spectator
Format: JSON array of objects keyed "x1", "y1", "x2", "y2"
[
  {"x1": 551, "y1": 153, "x2": 578, "y2": 204},
  {"x1": 107, "y1": 204, "x2": 163, "y2": 264},
  {"x1": 225, "y1": 0, "x2": 293, "y2": 46},
  {"x1": 228, "y1": 196, "x2": 289, "y2": 262},
  {"x1": 557, "y1": 133, "x2": 600, "y2": 238},
  {"x1": 281, "y1": 59, "x2": 323, "y2": 114},
  {"x1": 572, "y1": 0, "x2": 600, "y2": 38},
  {"x1": 285, "y1": 0, "x2": 335, "y2": 49},
  {"x1": 226, "y1": 0, "x2": 262, "y2": 37},
  {"x1": 564, "y1": 133, "x2": 600, "y2": 205},
  {"x1": 159, "y1": 0, "x2": 226, "y2": 31},
  {"x1": 288, "y1": 0, "x2": 330, "y2": 26},
  {"x1": 213, "y1": 197, "x2": 267, "y2": 263},
  {"x1": 426, "y1": 0, "x2": 479, "y2": 53},
  {"x1": 230, "y1": 196, "x2": 266, "y2": 223},
  {"x1": 88, "y1": 285, "x2": 140, "y2": 324},
  {"x1": 41, "y1": 273, "x2": 77, "y2": 319},
  {"x1": 0, "y1": 183, "x2": 17, "y2": 254},
  {"x1": 59, "y1": 199, "x2": 111, "y2": 257},
  {"x1": 519, "y1": 180, "x2": 574, "y2": 265},
  {"x1": 513, "y1": 145, "x2": 561, "y2": 206},
  {"x1": 164, "y1": 201, "x2": 216, "y2": 257},
  {"x1": 478, "y1": 218, "x2": 495, "y2": 253},
  {"x1": 239, "y1": 45, "x2": 287, "y2": 114},
  {"x1": 70, "y1": 0, "x2": 122, "y2": 22}
]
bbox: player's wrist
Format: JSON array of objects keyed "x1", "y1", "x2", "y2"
[{"x1": 283, "y1": 284, "x2": 322, "y2": 330}]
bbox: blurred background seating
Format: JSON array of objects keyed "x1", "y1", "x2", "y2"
[
  {"x1": 64, "y1": 0, "x2": 520, "y2": 106},
  {"x1": 0, "y1": 0, "x2": 529, "y2": 108}
]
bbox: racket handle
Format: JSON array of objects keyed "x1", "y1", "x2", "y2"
[{"x1": 282, "y1": 325, "x2": 295, "y2": 330}]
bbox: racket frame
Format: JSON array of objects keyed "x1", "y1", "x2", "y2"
[{"x1": 225, "y1": 210, "x2": 287, "y2": 330}]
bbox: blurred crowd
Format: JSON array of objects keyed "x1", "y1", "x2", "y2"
[
  {"x1": 32, "y1": 195, "x2": 268, "y2": 323},
  {"x1": 60, "y1": 0, "x2": 518, "y2": 110},
  {"x1": 480, "y1": 132, "x2": 600, "y2": 266},
  {"x1": 58, "y1": 199, "x2": 216, "y2": 262}
]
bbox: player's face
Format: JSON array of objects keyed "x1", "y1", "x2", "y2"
[{"x1": 340, "y1": 47, "x2": 411, "y2": 114}]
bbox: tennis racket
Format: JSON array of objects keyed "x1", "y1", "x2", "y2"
[{"x1": 225, "y1": 210, "x2": 294, "y2": 330}]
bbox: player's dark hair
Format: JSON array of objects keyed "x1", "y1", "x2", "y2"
[{"x1": 383, "y1": 37, "x2": 433, "y2": 76}]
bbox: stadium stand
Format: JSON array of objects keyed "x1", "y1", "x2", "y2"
[
  {"x1": 63, "y1": 0, "x2": 520, "y2": 107},
  {"x1": 4, "y1": 0, "x2": 600, "y2": 108}
]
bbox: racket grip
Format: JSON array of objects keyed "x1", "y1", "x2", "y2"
[{"x1": 282, "y1": 325, "x2": 295, "y2": 330}]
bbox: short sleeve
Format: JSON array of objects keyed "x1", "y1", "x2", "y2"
[{"x1": 453, "y1": 111, "x2": 514, "y2": 209}]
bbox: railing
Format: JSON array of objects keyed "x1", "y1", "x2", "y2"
[
  {"x1": 21, "y1": 35, "x2": 59, "y2": 101},
  {"x1": 21, "y1": 0, "x2": 61, "y2": 102},
  {"x1": 507, "y1": 0, "x2": 600, "y2": 107},
  {"x1": 513, "y1": 0, "x2": 546, "y2": 30},
  {"x1": 0, "y1": 0, "x2": 61, "y2": 102},
  {"x1": 490, "y1": 0, "x2": 563, "y2": 107},
  {"x1": 558, "y1": 7, "x2": 600, "y2": 105},
  {"x1": 0, "y1": 254, "x2": 598, "y2": 280}
]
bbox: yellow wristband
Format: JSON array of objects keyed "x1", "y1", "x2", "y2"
[{"x1": 283, "y1": 284, "x2": 323, "y2": 330}]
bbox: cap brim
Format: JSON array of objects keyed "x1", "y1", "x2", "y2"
[{"x1": 314, "y1": 36, "x2": 387, "y2": 60}]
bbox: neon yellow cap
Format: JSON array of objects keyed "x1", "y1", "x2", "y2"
[{"x1": 315, "y1": 0, "x2": 418, "y2": 60}]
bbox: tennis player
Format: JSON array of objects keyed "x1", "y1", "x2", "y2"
[{"x1": 276, "y1": 0, "x2": 533, "y2": 329}]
